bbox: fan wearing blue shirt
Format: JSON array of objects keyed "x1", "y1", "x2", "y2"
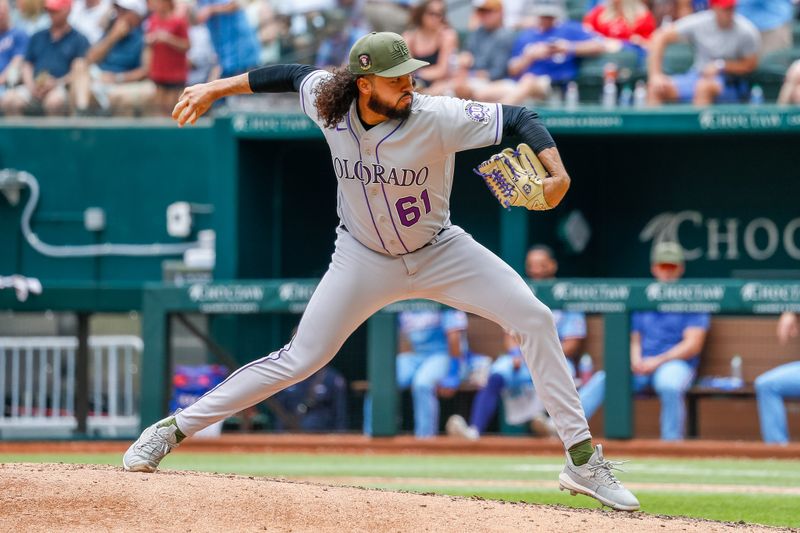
[
  {"x1": 0, "y1": 0, "x2": 29, "y2": 97},
  {"x1": 737, "y1": 0, "x2": 794, "y2": 54},
  {"x1": 71, "y1": 0, "x2": 152, "y2": 115},
  {"x1": 1, "y1": 0, "x2": 89, "y2": 116},
  {"x1": 195, "y1": 0, "x2": 259, "y2": 78},
  {"x1": 579, "y1": 242, "x2": 710, "y2": 441},
  {"x1": 469, "y1": 0, "x2": 605, "y2": 105}
]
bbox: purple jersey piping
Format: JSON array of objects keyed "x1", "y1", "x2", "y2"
[
  {"x1": 375, "y1": 120, "x2": 410, "y2": 254},
  {"x1": 299, "y1": 71, "x2": 315, "y2": 115},
  {"x1": 190, "y1": 336, "x2": 295, "y2": 404},
  {"x1": 493, "y1": 103, "x2": 500, "y2": 145},
  {"x1": 346, "y1": 112, "x2": 390, "y2": 254}
]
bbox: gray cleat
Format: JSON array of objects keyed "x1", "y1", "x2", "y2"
[
  {"x1": 559, "y1": 444, "x2": 640, "y2": 511},
  {"x1": 122, "y1": 412, "x2": 185, "y2": 472}
]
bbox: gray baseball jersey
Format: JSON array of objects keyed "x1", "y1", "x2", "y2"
[
  {"x1": 175, "y1": 73, "x2": 591, "y2": 449},
  {"x1": 300, "y1": 69, "x2": 502, "y2": 256}
]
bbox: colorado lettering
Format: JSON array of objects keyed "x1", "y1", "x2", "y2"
[{"x1": 332, "y1": 158, "x2": 429, "y2": 186}]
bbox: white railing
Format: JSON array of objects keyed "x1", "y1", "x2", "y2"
[{"x1": 0, "y1": 335, "x2": 142, "y2": 438}]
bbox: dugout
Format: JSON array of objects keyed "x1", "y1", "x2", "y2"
[{"x1": 134, "y1": 278, "x2": 800, "y2": 439}]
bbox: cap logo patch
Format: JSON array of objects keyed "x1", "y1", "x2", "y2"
[
  {"x1": 464, "y1": 101, "x2": 491, "y2": 124},
  {"x1": 391, "y1": 40, "x2": 410, "y2": 60},
  {"x1": 359, "y1": 54, "x2": 372, "y2": 70}
]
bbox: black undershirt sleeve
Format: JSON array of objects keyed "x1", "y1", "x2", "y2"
[
  {"x1": 501, "y1": 104, "x2": 556, "y2": 154},
  {"x1": 247, "y1": 64, "x2": 317, "y2": 93}
]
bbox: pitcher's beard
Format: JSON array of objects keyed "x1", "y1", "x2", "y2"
[{"x1": 367, "y1": 93, "x2": 412, "y2": 120}]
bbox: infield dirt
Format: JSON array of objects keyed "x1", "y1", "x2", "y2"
[{"x1": 0, "y1": 463, "x2": 791, "y2": 532}]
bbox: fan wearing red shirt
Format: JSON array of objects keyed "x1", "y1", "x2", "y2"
[
  {"x1": 145, "y1": 0, "x2": 188, "y2": 115},
  {"x1": 583, "y1": 0, "x2": 656, "y2": 47}
]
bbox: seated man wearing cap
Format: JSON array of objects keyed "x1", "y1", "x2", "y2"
[
  {"x1": 578, "y1": 242, "x2": 710, "y2": 441},
  {"x1": 468, "y1": 0, "x2": 605, "y2": 105},
  {"x1": 424, "y1": 0, "x2": 515, "y2": 97},
  {"x1": 70, "y1": 0, "x2": 154, "y2": 115},
  {"x1": 1, "y1": 0, "x2": 89, "y2": 115},
  {"x1": 647, "y1": 0, "x2": 760, "y2": 106}
]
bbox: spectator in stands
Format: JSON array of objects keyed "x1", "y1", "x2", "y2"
[
  {"x1": 0, "y1": 0, "x2": 29, "y2": 97},
  {"x1": 777, "y1": 59, "x2": 800, "y2": 104},
  {"x1": 186, "y1": 19, "x2": 219, "y2": 85},
  {"x1": 579, "y1": 242, "x2": 710, "y2": 441},
  {"x1": 737, "y1": 0, "x2": 794, "y2": 53},
  {"x1": 271, "y1": 365, "x2": 348, "y2": 432},
  {"x1": 1, "y1": 0, "x2": 89, "y2": 116},
  {"x1": 754, "y1": 312, "x2": 800, "y2": 444},
  {"x1": 71, "y1": 0, "x2": 152, "y2": 115},
  {"x1": 403, "y1": 0, "x2": 459, "y2": 90},
  {"x1": 195, "y1": 0, "x2": 260, "y2": 77},
  {"x1": 314, "y1": 8, "x2": 367, "y2": 69},
  {"x1": 12, "y1": 0, "x2": 49, "y2": 35},
  {"x1": 145, "y1": 0, "x2": 188, "y2": 115},
  {"x1": 244, "y1": 0, "x2": 286, "y2": 66},
  {"x1": 647, "y1": 0, "x2": 760, "y2": 106},
  {"x1": 363, "y1": 0, "x2": 411, "y2": 35},
  {"x1": 69, "y1": 0, "x2": 112, "y2": 45},
  {"x1": 583, "y1": 0, "x2": 657, "y2": 47},
  {"x1": 425, "y1": 0, "x2": 515, "y2": 97},
  {"x1": 364, "y1": 309, "x2": 469, "y2": 438},
  {"x1": 446, "y1": 245, "x2": 588, "y2": 440},
  {"x1": 469, "y1": 0, "x2": 605, "y2": 105},
  {"x1": 502, "y1": 0, "x2": 539, "y2": 30}
]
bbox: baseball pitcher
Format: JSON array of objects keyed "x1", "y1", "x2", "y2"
[{"x1": 123, "y1": 32, "x2": 639, "y2": 512}]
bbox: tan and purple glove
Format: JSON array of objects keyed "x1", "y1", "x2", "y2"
[{"x1": 474, "y1": 143, "x2": 552, "y2": 211}]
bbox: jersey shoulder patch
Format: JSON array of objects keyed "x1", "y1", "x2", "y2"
[{"x1": 463, "y1": 101, "x2": 492, "y2": 125}]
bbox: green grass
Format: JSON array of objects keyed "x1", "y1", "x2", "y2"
[{"x1": 3, "y1": 452, "x2": 800, "y2": 527}]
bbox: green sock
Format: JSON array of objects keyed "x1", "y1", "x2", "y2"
[
  {"x1": 568, "y1": 439, "x2": 594, "y2": 466},
  {"x1": 158, "y1": 416, "x2": 187, "y2": 443}
]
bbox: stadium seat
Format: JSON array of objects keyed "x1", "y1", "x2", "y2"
[
  {"x1": 565, "y1": 0, "x2": 587, "y2": 19},
  {"x1": 576, "y1": 47, "x2": 643, "y2": 103},
  {"x1": 568, "y1": 5, "x2": 586, "y2": 21},
  {"x1": 662, "y1": 42, "x2": 694, "y2": 75},
  {"x1": 752, "y1": 46, "x2": 800, "y2": 101}
]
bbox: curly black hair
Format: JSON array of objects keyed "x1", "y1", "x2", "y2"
[{"x1": 314, "y1": 67, "x2": 360, "y2": 129}]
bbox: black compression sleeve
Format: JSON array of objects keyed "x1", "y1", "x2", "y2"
[
  {"x1": 247, "y1": 64, "x2": 317, "y2": 93},
  {"x1": 501, "y1": 104, "x2": 556, "y2": 154}
]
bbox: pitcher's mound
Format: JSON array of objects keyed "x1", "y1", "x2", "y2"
[{"x1": 0, "y1": 463, "x2": 773, "y2": 532}]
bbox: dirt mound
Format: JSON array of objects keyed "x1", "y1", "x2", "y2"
[{"x1": 0, "y1": 463, "x2": 783, "y2": 532}]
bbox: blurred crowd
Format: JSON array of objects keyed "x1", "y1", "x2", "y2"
[{"x1": 0, "y1": 0, "x2": 798, "y2": 115}]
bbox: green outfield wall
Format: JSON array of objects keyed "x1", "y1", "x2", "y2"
[{"x1": 2, "y1": 106, "x2": 799, "y2": 286}]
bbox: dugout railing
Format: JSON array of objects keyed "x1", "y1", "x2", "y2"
[{"x1": 0, "y1": 335, "x2": 142, "y2": 438}]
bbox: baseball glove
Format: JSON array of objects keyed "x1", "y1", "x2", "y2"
[{"x1": 474, "y1": 143, "x2": 552, "y2": 211}]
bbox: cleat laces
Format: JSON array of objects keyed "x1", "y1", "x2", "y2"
[
  {"x1": 135, "y1": 428, "x2": 175, "y2": 461},
  {"x1": 588, "y1": 458, "x2": 627, "y2": 487}
]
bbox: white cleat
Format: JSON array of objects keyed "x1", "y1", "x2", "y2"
[
  {"x1": 558, "y1": 444, "x2": 640, "y2": 511},
  {"x1": 445, "y1": 414, "x2": 480, "y2": 441},
  {"x1": 122, "y1": 412, "x2": 185, "y2": 472}
]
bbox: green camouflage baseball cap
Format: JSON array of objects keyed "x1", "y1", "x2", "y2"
[
  {"x1": 348, "y1": 32, "x2": 430, "y2": 77},
  {"x1": 651, "y1": 242, "x2": 685, "y2": 265}
]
